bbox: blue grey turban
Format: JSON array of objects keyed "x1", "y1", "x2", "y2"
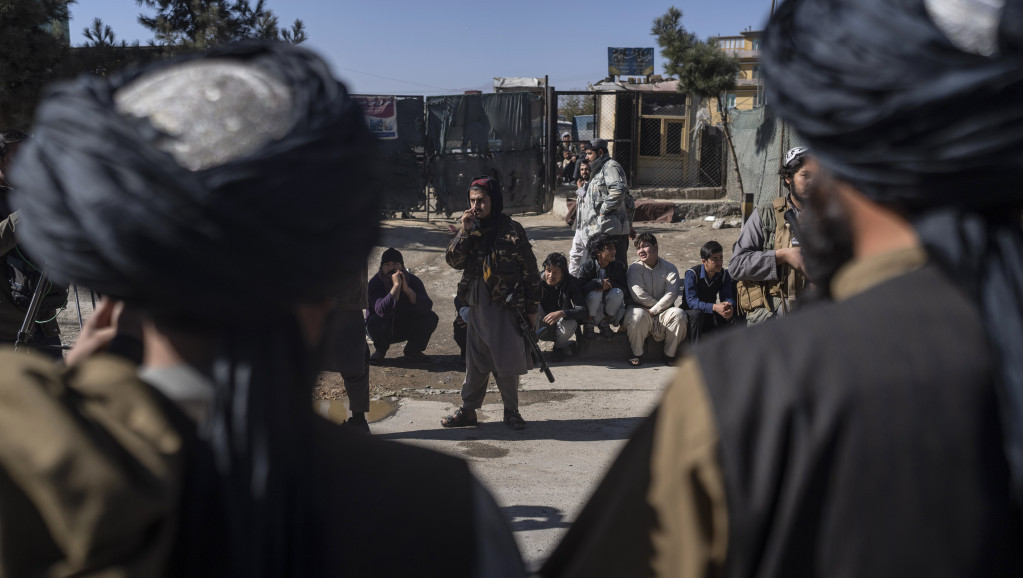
[
  {"x1": 11, "y1": 42, "x2": 380, "y2": 576},
  {"x1": 764, "y1": 0, "x2": 1023, "y2": 503},
  {"x1": 11, "y1": 42, "x2": 378, "y2": 321}
]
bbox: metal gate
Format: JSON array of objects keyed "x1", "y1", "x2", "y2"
[{"x1": 356, "y1": 91, "x2": 551, "y2": 218}]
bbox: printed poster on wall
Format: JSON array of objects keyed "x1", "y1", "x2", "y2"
[{"x1": 353, "y1": 95, "x2": 398, "y2": 139}]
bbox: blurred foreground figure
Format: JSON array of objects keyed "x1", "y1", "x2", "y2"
[
  {"x1": 0, "y1": 43, "x2": 523, "y2": 578},
  {"x1": 541, "y1": 0, "x2": 1023, "y2": 576}
]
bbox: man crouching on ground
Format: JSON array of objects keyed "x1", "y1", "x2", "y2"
[
  {"x1": 537, "y1": 252, "x2": 586, "y2": 363},
  {"x1": 366, "y1": 247, "x2": 438, "y2": 364},
  {"x1": 442, "y1": 176, "x2": 541, "y2": 431}
]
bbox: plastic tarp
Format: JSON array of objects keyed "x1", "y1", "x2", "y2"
[
  {"x1": 725, "y1": 106, "x2": 805, "y2": 207},
  {"x1": 493, "y1": 77, "x2": 544, "y2": 90},
  {"x1": 427, "y1": 93, "x2": 545, "y2": 215},
  {"x1": 429, "y1": 151, "x2": 543, "y2": 216},
  {"x1": 376, "y1": 96, "x2": 427, "y2": 211}
]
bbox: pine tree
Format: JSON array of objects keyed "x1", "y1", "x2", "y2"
[
  {"x1": 0, "y1": 0, "x2": 73, "y2": 128},
  {"x1": 82, "y1": 17, "x2": 120, "y2": 47},
  {"x1": 135, "y1": 0, "x2": 306, "y2": 49},
  {"x1": 651, "y1": 7, "x2": 738, "y2": 109},
  {"x1": 652, "y1": 7, "x2": 743, "y2": 191}
]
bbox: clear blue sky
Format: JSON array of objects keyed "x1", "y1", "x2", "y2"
[{"x1": 70, "y1": 0, "x2": 775, "y2": 95}]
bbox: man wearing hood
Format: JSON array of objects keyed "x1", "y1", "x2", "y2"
[
  {"x1": 442, "y1": 176, "x2": 541, "y2": 431},
  {"x1": 541, "y1": 0, "x2": 1023, "y2": 576}
]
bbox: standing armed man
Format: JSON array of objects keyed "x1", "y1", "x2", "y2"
[
  {"x1": 0, "y1": 43, "x2": 524, "y2": 577},
  {"x1": 442, "y1": 176, "x2": 541, "y2": 431},
  {"x1": 730, "y1": 146, "x2": 815, "y2": 325},
  {"x1": 541, "y1": 0, "x2": 1023, "y2": 575}
]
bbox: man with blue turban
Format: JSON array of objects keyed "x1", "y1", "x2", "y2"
[
  {"x1": 0, "y1": 43, "x2": 523, "y2": 577},
  {"x1": 542, "y1": 0, "x2": 1023, "y2": 576}
]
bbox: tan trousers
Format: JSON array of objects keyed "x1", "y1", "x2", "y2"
[{"x1": 624, "y1": 306, "x2": 687, "y2": 357}]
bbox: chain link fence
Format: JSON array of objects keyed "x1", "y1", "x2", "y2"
[{"x1": 723, "y1": 106, "x2": 805, "y2": 208}]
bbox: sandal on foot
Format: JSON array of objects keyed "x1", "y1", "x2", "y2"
[
  {"x1": 628, "y1": 357, "x2": 642, "y2": 367},
  {"x1": 441, "y1": 407, "x2": 478, "y2": 428},
  {"x1": 503, "y1": 410, "x2": 526, "y2": 430}
]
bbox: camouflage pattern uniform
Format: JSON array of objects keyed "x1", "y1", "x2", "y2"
[
  {"x1": 576, "y1": 155, "x2": 632, "y2": 239},
  {"x1": 447, "y1": 214, "x2": 541, "y2": 315}
]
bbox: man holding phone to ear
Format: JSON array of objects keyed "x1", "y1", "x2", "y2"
[{"x1": 442, "y1": 176, "x2": 541, "y2": 431}]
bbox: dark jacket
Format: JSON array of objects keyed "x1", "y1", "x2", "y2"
[
  {"x1": 446, "y1": 214, "x2": 541, "y2": 315},
  {"x1": 367, "y1": 269, "x2": 433, "y2": 321},
  {"x1": 539, "y1": 272, "x2": 587, "y2": 321},
  {"x1": 577, "y1": 258, "x2": 629, "y2": 297}
]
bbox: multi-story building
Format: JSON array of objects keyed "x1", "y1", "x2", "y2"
[{"x1": 715, "y1": 29, "x2": 764, "y2": 113}]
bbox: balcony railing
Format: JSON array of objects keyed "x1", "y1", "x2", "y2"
[
  {"x1": 719, "y1": 48, "x2": 760, "y2": 59},
  {"x1": 734, "y1": 78, "x2": 763, "y2": 87}
]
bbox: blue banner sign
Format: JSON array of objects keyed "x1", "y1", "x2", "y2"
[{"x1": 608, "y1": 47, "x2": 655, "y2": 77}]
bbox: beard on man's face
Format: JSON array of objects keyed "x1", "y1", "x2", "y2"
[{"x1": 798, "y1": 177, "x2": 856, "y2": 301}]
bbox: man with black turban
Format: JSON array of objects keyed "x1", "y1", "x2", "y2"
[
  {"x1": 540, "y1": 0, "x2": 1023, "y2": 576},
  {"x1": 442, "y1": 175, "x2": 541, "y2": 431},
  {"x1": 0, "y1": 43, "x2": 524, "y2": 577}
]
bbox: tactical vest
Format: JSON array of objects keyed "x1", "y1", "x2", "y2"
[{"x1": 735, "y1": 196, "x2": 806, "y2": 315}]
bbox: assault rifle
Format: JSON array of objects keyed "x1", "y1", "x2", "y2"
[
  {"x1": 14, "y1": 269, "x2": 51, "y2": 353},
  {"x1": 505, "y1": 289, "x2": 555, "y2": 383},
  {"x1": 13, "y1": 267, "x2": 74, "y2": 354}
]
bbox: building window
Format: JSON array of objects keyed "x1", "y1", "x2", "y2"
[
  {"x1": 640, "y1": 118, "x2": 662, "y2": 156},
  {"x1": 640, "y1": 118, "x2": 686, "y2": 157},
  {"x1": 752, "y1": 65, "x2": 761, "y2": 79},
  {"x1": 752, "y1": 38, "x2": 761, "y2": 50},
  {"x1": 726, "y1": 94, "x2": 737, "y2": 108},
  {"x1": 665, "y1": 122, "x2": 684, "y2": 155},
  {"x1": 641, "y1": 93, "x2": 687, "y2": 117}
]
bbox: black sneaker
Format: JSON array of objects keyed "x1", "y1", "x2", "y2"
[
  {"x1": 503, "y1": 410, "x2": 526, "y2": 430},
  {"x1": 369, "y1": 349, "x2": 387, "y2": 365},
  {"x1": 597, "y1": 320, "x2": 614, "y2": 340},
  {"x1": 342, "y1": 415, "x2": 370, "y2": 434},
  {"x1": 583, "y1": 323, "x2": 596, "y2": 341}
]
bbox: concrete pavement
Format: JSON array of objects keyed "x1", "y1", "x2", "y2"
[{"x1": 370, "y1": 356, "x2": 677, "y2": 571}]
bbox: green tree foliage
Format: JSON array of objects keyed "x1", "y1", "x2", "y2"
[
  {"x1": 135, "y1": 0, "x2": 307, "y2": 49},
  {"x1": 83, "y1": 17, "x2": 133, "y2": 48},
  {"x1": 0, "y1": 0, "x2": 73, "y2": 128},
  {"x1": 651, "y1": 7, "x2": 738, "y2": 105},
  {"x1": 558, "y1": 94, "x2": 596, "y2": 125}
]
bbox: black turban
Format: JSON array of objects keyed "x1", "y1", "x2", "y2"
[
  {"x1": 764, "y1": 0, "x2": 1023, "y2": 503},
  {"x1": 11, "y1": 42, "x2": 381, "y2": 576},
  {"x1": 11, "y1": 41, "x2": 379, "y2": 321},
  {"x1": 466, "y1": 174, "x2": 504, "y2": 218}
]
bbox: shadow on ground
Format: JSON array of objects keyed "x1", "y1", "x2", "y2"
[
  {"x1": 375, "y1": 416, "x2": 643, "y2": 443},
  {"x1": 503, "y1": 505, "x2": 572, "y2": 532},
  {"x1": 371, "y1": 353, "x2": 465, "y2": 373}
]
